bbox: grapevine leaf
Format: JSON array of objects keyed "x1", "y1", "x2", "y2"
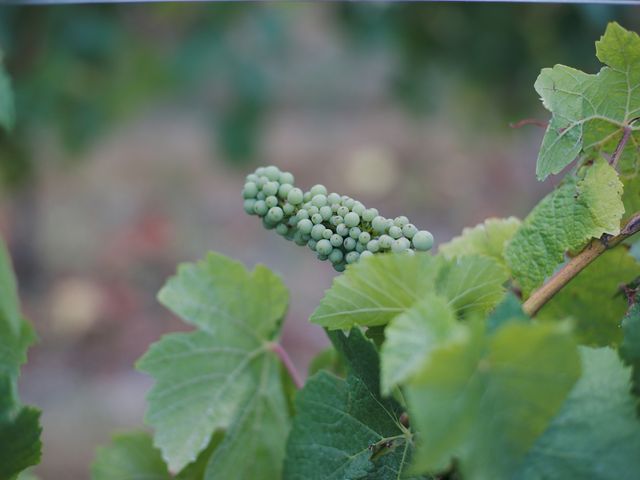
[
  {"x1": 0, "y1": 54, "x2": 14, "y2": 132},
  {"x1": 620, "y1": 302, "x2": 640, "y2": 398},
  {"x1": 284, "y1": 329, "x2": 425, "y2": 480},
  {"x1": 137, "y1": 253, "x2": 290, "y2": 473},
  {"x1": 307, "y1": 347, "x2": 346, "y2": 378},
  {"x1": 0, "y1": 407, "x2": 42, "y2": 480},
  {"x1": 538, "y1": 247, "x2": 640, "y2": 346},
  {"x1": 486, "y1": 292, "x2": 529, "y2": 334},
  {"x1": 175, "y1": 432, "x2": 223, "y2": 480},
  {"x1": 535, "y1": 22, "x2": 640, "y2": 180},
  {"x1": 439, "y1": 217, "x2": 521, "y2": 267},
  {"x1": 91, "y1": 432, "x2": 170, "y2": 480},
  {"x1": 380, "y1": 293, "x2": 466, "y2": 395},
  {"x1": 515, "y1": 347, "x2": 640, "y2": 480},
  {"x1": 311, "y1": 253, "x2": 507, "y2": 330},
  {"x1": 407, "y1": 320, "x2": 580, "y2": 479},
  {"x1": 505, "y1": 158, "x2": 623, "y2": 297}
]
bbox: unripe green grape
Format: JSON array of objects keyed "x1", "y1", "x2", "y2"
[
  {"x1": 254, "y1": 200, "x2": 268, "y2": 216},
  {"x1": 329, "y1": 249, "x2": 344, "y2": 264},
  {"x1": 311, "y1": 213, "x2": 323, "y2": 225},
  {"x1": 394, "y1": 216, "x2": 409, "y2": 228},
  {"x1": 330, "y1": 234, "x2": 343, "y2": 247},
  {"x1": 311, "y1": 224, "x2": 326, "y2": 240},
  {"x1": 349, "y1": 227, "x2": 361, "y2": 239},
  {"x1": 265, "y1": 195, "x2": 279, "y2": 208},
  {"x1": 308, "y1": 239, "x2": 317, "y2": 251},
  {"x1": 360, "y1": 250, "x2": 374, "y2": 260},
  {"x1": 352, "y1": 203, "x2": 365, "y2": 215},
  {"x1": 317, "y1": 253, "x2": 329, "y2": 261},
  {"x1": 379, "y1": 235, "x2": 393, "y2": 249},
  {"x1": 372, "y1": 216, "x2": 387, "y2": 233},
  {"x1": 336, "y1": 223, "x2": 349, "y2": 237},
  {"x1": 331, "y1": 204, "x2": 340, "y2": 213},
  {"x1": 404, "y1": 248, "x2": 415, "y2": 256},
  {"x1": 343, "y1": 237, "x2": 356, "y2": 251},
  {"x1": 337, "y1": 206, "x2": 349, "y2": 217},
  {"x1": 293, "y1": 232, "x2": 307, "y2": 246},
  {"x1": 287, "y1": 188, "x2": 304, "y2": 205},
  {"x1": 330, "y1": 215, "x2": 343, "y2": 226},
  {"x1": 344, "y1": 212, "x2": 360, "y2": 228},
  {"x1": 316, "y1": 239, "x2": 333, "y2": 256},
  {"x1": 243, "y1": 199, "x2": 256, "y2": 214},
  {"x1": 402, "y1": 223, "x2": 418, "y2": 239},
  {"x1": 362, "y1": 208, "x2": 378, "y2": 222},
  {"x1": 243, "y1": 182, "x2": 258, "y2": 199},
  {"x1": 346, "y1": 251, "x2": 360, "y2": 264},
  {"x1": 320, "y1": 206, "x2": 332, "y2": 220},
  {"x1": 283, "y1": 203, "x2": 295, "y2": 215},
  {"x1": 355, "y1": 243, "x2": 365, "y2": 253},
  {"x1": 278, "y1": 183, "x2": 293, "y2": 199},
  {"x1": 256, "y1": 192, "x2": 266, "y2": 201},
  {"x1": 301, "y1": 233, "x2": 311, "y2": 242},
  {"x1": 334, "y1": 263, "x2": 346, "y2": 272},
  {"x1": 279, "y1": 171, "x2": 295, "y2": 185},
  {"x1": 312, "y1": 194, "x2": 327, "y2": 207},
  {"x1": 303, "y1": 191, "x2": 312, "y2": 202},
  {"x1": 412, "y1": 230, "x2": 434, "y2": 251},
  {"x1": 310, "y1": 184, "x2": 328, "y2": 196},
  {"x1": 263, "y1": 181, "x2": 279, "y2": 196},
  {"x1": 257, "y1": 176, "x2": 268, "y2": 188},
  {"x1": 262, "y1": 217, "x2": 277, "y2": 230},
  {"x1": 327, "y1": 193, "x2": 341, "y2": 205},
  {"x1": 276, "y1": 223, "x2": 289, "y2": 236},
  {"x1": 246, "y1": 173, "x2": 259, "y2": 183},
  {"x1": 389, "y1": 226, "x2": 402, "y2": 239},
  {"x1": 358, "y1": 232, "x2": 371, "y2": 245},
  {"x1": 322, "y1": 228, "x2": 333, "y2": 240},
  {"x1": 344, "y1": 198, "x2": 355, "y2": 209},
  {"x1": 297, "y1": 218, "x2": 313, "y2": 234},
  {"x1": 288, "y1": 215, "x2": 299, "y2": 227},
  {"x1": 297, "y1": 209, "x2": 309, "y2": 220},
  {"x1": 264, "y1": 165, "x2": 281, "y2": 181},
  {"x1": 307, "y1": 206, "x2": 319, "y2": 216},
  {"x1": 367, "y1": 239, "x2": 380, "y2": 253},
  {"x1": 255, "y1": 167, "x2": 266, "y2": 176},
  {"x1": 267, "y1": 206, "x2": 284, "y2": 222},
  {"x1": 391, "y1": 237, "x2": 410, "y2": 253}
]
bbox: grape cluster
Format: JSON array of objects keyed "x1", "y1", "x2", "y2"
[{"x1": 243, "y1": 165, "x2": 434, "y2": 272}]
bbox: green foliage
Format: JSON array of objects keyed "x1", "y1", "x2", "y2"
[
  {"x1": 505, "y1": 158, "x2": 623, "y2": 297},
  {"x1": 0, "y1": 407, "x2": 42, "y2": 480},
  {"x1": 91, "y1": 432, "x2": 170, "y2": 480},
  {"x1": 405, "y1": 320, "x2": 580, "y2": 479},
  {"x1": 620, "y1": 301, "x2": 640, "y2": 398},
  {"x1": 515, "y1": 347, "x2": 640, "y2": 480},
  {"x1": 136, "y1": 253, "x2": 291, "y2": 475},
  {"x1": 0, "y1": 52, "x2": 13, "y2": 132}
]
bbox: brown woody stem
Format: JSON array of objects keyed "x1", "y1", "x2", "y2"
[{"x1": 523, "y1": 212, "x2": 640, "y2": 317}]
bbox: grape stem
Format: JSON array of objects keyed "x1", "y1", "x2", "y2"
[
  {"x1": 522, "y1": 211, "x2": 640, "y2": 317},
  {"x1": 269, "y1": 342, "x2": 304, "y2": 389}
]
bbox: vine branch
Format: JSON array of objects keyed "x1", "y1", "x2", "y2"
[
  {"x1": 523, "y1": 211, "x2": 640, "y2": 317},
  {"x1": 269, "y1": 342, "x2": 304, "y2": 389}
]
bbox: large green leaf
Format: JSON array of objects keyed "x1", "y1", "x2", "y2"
[
  {"x1": 0, "y1": 407, "x2": 42, "y2": 480},
  {"x1": 538, "y1": 247, "x2": 640, "y2": 346},
  {"x1": 311, "y1": 253, "x2": 507, "y2": 330},
  {"x1": 535, "y1": 22, "x2": 640, "y2": 180},
  {"x1": 380, "y1": 293, "x2": 466, "y2": 395},
  {"x1": 284, "y1": 329, "x2": 424, "y2": 480},
  {"x1": 407, "y1": 320, "x2": 580, "y2": 479},
  {"x1": 505, "y1": 158, "x2": 623, "y2": 297},
  {"x1": 137, "y1": 253, "x2": 290, "y2": 473},
  {"x1": 439, "y1": 217, "x2": 521, "y2": 268},
  {"x1": 620, "y1": 302, "x2": 640, "y2": 398},
  {"x1": 91, "y1": 432, "x2": 170, "y2": 480},
  {"x1": 515, "y1": 347, "x2": 640, "y2": 480}
]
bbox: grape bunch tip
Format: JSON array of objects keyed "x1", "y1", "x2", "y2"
[{"x1": 243, "y1": 165, "x2": 434, "y2": 271}]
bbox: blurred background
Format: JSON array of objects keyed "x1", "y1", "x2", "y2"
[{"x1": 1, "y1": 3, "x2": 639, "y2": 478}]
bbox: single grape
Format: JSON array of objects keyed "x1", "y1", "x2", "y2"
[
  {"x1": 311, "y1": 224, "x2": 326, "y2": 240},
  {"x1": 389, "y1": 225, "x2": 402, "y2": 239},
  {"x1": 405, "y1": 248, "x2": 415, "y2": 256},
  {"x1": 327, "y1": 192, "x2": 341, "y2": 205},
  {"x1": 246, "y1": 173, "x2": 259, "y2": 183},
  {"x1": 367, "y1": 239, "x2": 380, "y2": 253},
  {"x1": 316, "y1": 239, "x2": 333, "y2": 256},
  {"x1": 337, "y1": 206, "x2": 349, "y2": 217},
  {"x1": 379, "y1": 235, "x2": 393, "y2": 249},
  {"x1": 346, "y1": 251, "x2": 360, "y2": 264},
  {"x1": 267, "y1": 206, "x2": 284, "y2": 222},
  {"x1": 307, "y1": 206, "x2": 319, "y2": 216},
  {"x1": 256, "y1": 192, "x2": 266, "y2": 201},
  {"x1": 287, "y1": 188, "x2": 304, "y2": 205},
  {"x1": 311, "y1": 213, "x2": 323, "y2": 225},
  {"x1": 344, "y1": 198, "x2": 355, "y2": 209},
  {"x1": 371, "y1": 216, "x2": 387, "y2": 233},
  {"x1": 322, "y1": 228, "x2": 333, "y2": 240},
  {"x1": 264, "y1": 165, "x2": 281, "y2": 181},
  {"x1": 334, "y1": 263, "x2": 346, "y2": 272},
  {"x1": 360, "y1": 250, "x2": 374, "y2": 260},
  {"x1": 343, "y1": 237, "x2": 356, "y2": 251},
  {"x1": 317, "y1": 253, "x2": 329, "y2": 261},
  {"x1": 243, "y1": 199, "x2": 256, "y2": 214},
  {"x1": 355, "y1": 243, "x2": 365, "y2": 253},
  {"x1": 278, "y1": 183, "x2": 293, "y2": 199},
  {"x1": 283, "y1": 203, "x2": 295, "y2": 215},
  {"x1": 358, "y1": 231, "x2": 371, "y2": 244},
  {"x1": 297, "y1": 218, "x2": 313, "y2": 234},
  {"x1": 312, "y1": 194, "x2": 327, "y2": 207},
  {"x1": 344, "y1": 212, "x2": 360, "y2": 228},
  {"x1": 254, "y1": 200, "x2": 268, "y2": 216},
  {"x1": 336, "y1": 223, "x2": 349, "y2": 237},
  {"x1": 265, "y1": 195, "x2": 278, "y2": 208},
  {"x1": 256, "y1": 176, "x2": 268, "y2": 188},
  {"x1": 243, "y1": 182, "x2": 258, "y2": 199},
  {"x1": 279, "y1": 171, "x2": 295, "y2": 185},
  {"x1": 349, "y1": 227, "x2": 361, "y2": 239},
  {"x1": 276, "y1": 223, "x2": 289, "y2": 236},
  {"x1": 320, "y1": 206, "x2": 333, "y2": 220},
  {"x1": 297, "y1": 209, "x2": 309, "y2": 220},
  {"x1": 362, "y1": 208, "x2": 378, "y2": 222},
  {"x1": 352, "y1": 203, "x2": 365, "y2": 215},
  {"x1": 263, "y1": 181, "x2": 279, "y2": 197},
  {"x1": 310, "y1": 184, "x2": 328, "y2": 196},
  {"x1": 303, "y1": 191, "x2": 312, "y2": 202},
  {"x1": 308, "y1": 239, "x2": 317, "y2": 251},
  {"x1": 329, "y1": 249, "x2": 344, "y2": 264},
  {"x1": 412, "y1": 230, "x2": 434, "y2": 251},
  {"x1": 402, "y1": 223, "x2": 418, "y2": 239},
  {"x1": 293, "y1": 232, "x2": 307, "y2": 246},
  {"x1": 262, "y1": 217, "x2": 277, "y2": 229},
  {"x1": 330, "y1": 215, "x2": 343, "y2": 226},
  {"x1": 255, "y1": 167, "x2": 266, "y2": 176},
  {"x1": 391, "y1": 237, "x2": 410, "y2": 253},
  {"x1": 330, "y1": 234, "x2": 343, "y2": 247},
  {"x1": 394, "y1": 216, "x2": 409, "y2": 228}
]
